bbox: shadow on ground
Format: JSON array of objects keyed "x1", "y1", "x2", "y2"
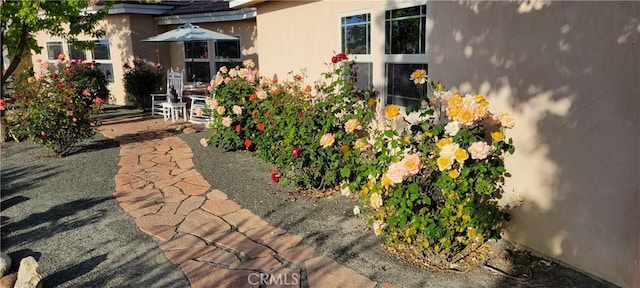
[{"x1": 1, "y1": 131, "x2": 188, "y2": 287}]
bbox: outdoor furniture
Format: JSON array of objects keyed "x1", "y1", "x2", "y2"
[
  {"x1": 151, "y1": 70, "x2": 183, "y2": 116},
  {"x1": 162, "y1": 102, "x2": 187, "y2": 123},
  {"x1": 188, "y1": 94, "x2": 210, "y2": 124}
]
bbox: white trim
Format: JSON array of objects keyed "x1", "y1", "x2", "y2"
[
  {"x1": 84, "y1": 3, "x2": 174, "y2": 15},
  {"x1": 338, "y1": 8, "x2": 373, "y2": 60},
  {"x1": 155, "y1": 8, "x2": 257, "y2": 25},
  {"x1": 229, "y1": 0, "x2": 266, "y2": 9},
  {"x1": 384, "y1": 0, "x2": 428, "y2": 12}
]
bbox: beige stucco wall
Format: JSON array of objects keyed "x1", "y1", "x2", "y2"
[
  {"x1": 427, "y1": 2, "x2": 639, "y2": 287},
  {"x1": 32, "y1": 14, "x2": 142, "y2": 104},
  {"x1": 253, "y1": 1, "x2": 639, "y2": 287}
]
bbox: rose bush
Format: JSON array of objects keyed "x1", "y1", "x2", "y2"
[
  {"x1": 351, "y1": 74, "x2": 518, "y2": 269},
  {"x1": 8, "y1": 55, "x2": 106, "y2": 156},
  {"x1": 123, "y1": 58, "x2": 163, "y2": 110},
  {"x1": 207, "y1": 56, "x2": 378, "y2": 190}
]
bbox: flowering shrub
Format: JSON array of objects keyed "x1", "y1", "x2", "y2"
[
  {"x1": 351, "y1": 73, "x2": 518, "y2": 269},
  {"x1": 207, "y1": 56, "x2": 378, "y2": 189},
  {"x1": 123, "y1": 58, "x2": 163, "y2": 110},
  {"x1": 9, "y1": 55, "x2": 105, "y2": 156}
]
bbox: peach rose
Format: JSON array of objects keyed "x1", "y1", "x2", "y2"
[
  {"x1": 221, "y1": 117, "x2": 233, "y2": 127},
  {"x1": 386, "y1": 162, "x2": 407, "y2": 184},
  {"x1": 319, "y1": 133, "x2": 335, "y2": 148},
  {"x1": 400, "y1": 153, "x2": 423, "y2": 175},
  {"x1": 370, "y1": 192, "x2": 383, "y2": 210},
  {"x1": 344, "y1": 119, "x2": 362, "y2": 133},
  {"x1": 216, "y1": 106, "x2": 226, "y2": 115}
]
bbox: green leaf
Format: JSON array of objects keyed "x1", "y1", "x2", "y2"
[{"x1": 340, "y1": 167, "x2": 351, "y2": 178}]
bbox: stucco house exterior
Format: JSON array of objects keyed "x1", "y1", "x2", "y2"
[
  {"x1": 229, "y1": 1, "x2": 639, "y2": 287},
  {"x1": 26, "y1": 0, "x2": 639, "y2": 287},
  {"x1": 30, "y1": 0, "x2": 258, "y2": 105}
]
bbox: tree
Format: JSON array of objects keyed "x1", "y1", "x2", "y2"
[{"x1": 0, "y1": 0, "x2": 113, "y2": 88}]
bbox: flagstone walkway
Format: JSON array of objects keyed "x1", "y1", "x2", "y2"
[{"x1": 98, "y1": 118, "x2": 392, "y2": 288}]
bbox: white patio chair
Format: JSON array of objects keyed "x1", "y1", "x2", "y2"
[
  {"x1": 150, "y1": 70, "x2": 184, "y2": 116},
  {"x1": 188, "y1": 94, "x2": 210, "y2": 124}
]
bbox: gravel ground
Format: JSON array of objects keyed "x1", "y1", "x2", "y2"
[
  {"x1": 0, "y1": 106, "x2": 616, "y2": 288},
  {"x1": 1, "y1": 134, "x2": 188, "y2": 288}
]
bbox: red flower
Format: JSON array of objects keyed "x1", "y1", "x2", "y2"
[
  {"x1": 82, "y1": 89, "x2": 91, "y2": 97},
  {"x1": 235, "y1": 125, "x2": 241, "y2": 133},
  {"x1": 258, "y1": 123, "x2": 265, "y2": 131},
  {"x1": 93, "y1": 97, "x2": 103, "y2": 106},
  {"x1": 51, "y1": 73, "x2": 58, "y2": 79},
  {"x1": 249, "y1": 94, "x2": 257, "y2": 101},
  {"x1": 270, "y1": 172, "x2": 280, "y2": 183},
  {"x1": 292, "y1": 147, "x2": 302, "y2": 159},
  {"x1": 0, "y1": 98, "x2": 6, "y2": 111},
  {"x1": 299, "y1": 111, "x2": 305, "y2": 119},
  {"x1": 337, "y1": 52, "x2": 347, "y2": 60},
  {"x1": 331, "y1": 56, "x2": 338, "y2": 64},
  {"x1": 244, "y1": 138, "x2": 252, "y2": 148}
]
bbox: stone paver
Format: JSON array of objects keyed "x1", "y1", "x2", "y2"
[{"x1": 100, "y1": 119, "x2": 386, "y2": 288}]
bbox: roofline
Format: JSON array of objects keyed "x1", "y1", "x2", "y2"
[
  {"x1": 83, "y1": 3, "x2": 175, "y2": 15},
  {"x1": 155, "y1": 7, "x2": 257, "y2": 25},
  {"x1": 229, "y1": 0, "x2": 267, "y2": 9}
]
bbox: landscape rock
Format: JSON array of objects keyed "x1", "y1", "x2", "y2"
[
  {"x1": 182, "y1": 127, "x2": 197, "y2": 134},
  {"x1": 0, "y1": 252, "x2": 10, "y2": 277},
  {"x1": 14, "y1": 257, "x2": 42, "y2": 288},
  {"x1": 0, "y1": 273, "x2": 17, "y2": 288}
]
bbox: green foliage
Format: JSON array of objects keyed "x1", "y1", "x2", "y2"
[
  {"x1": 122, "y1": 59, "x2": 163, "y2": 110},
  {"x1": 0, "y1": 0, "x2": 113, "y2": 84},
  {"x1": 207, "y1": 56, "x2": 378, "y2": 190},
  {"x1": 352, "y1": 82, "x2": 518, "y2": 268},
  {"x1": 8, "y1": 58, "x2": 106, "y2": 156}
]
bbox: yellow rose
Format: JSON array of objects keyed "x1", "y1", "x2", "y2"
[
  {"x1": 381, "y1": 174, "x2": 393, "y2": 188},
  {"x1": 367, "y1": 97, "x2": 377, "y2": 106},
  {"x1": 491, "y1": 131, "x2": 503, "y2": 142},
  {"x1": 355, "y1": 138, "x2": 371, "y2": 150},
  {"x1": 384, "y1": 105, "x2": 401, "y2": 120},
  {"x1": 474, "y1": 94, "x2": 488, "y2": 105},
  {"x1": 341, "y1": 144, "x2": 350, "y2": 153},
  {"x1": 448, "y1": 93, "x2": 463, "y2": 107},
  {"x1": 458, "y1": 109, "x2": 474, "y2": 125},
  {"x1": 436, "y1": 156, "x2": 453, "y2": 171},
  {"x1": 436, "y1": 138, "x2": 454, "y2": 148},
  {"x1": 447, "y1": 107, "x2": 461, "y2": 120},
  {"x1": 454, "y1": 148, "x2": 469, "y2": 163},
  {"x1": 449, "y1": 170, "x2": 460, "y2": 179}
]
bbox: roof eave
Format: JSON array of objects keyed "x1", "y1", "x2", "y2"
[
  {"x1": 155, "y1": 8, "x2": 257, "y2": 25},
  {"x1": 229, "y1": 0, "x2": 266, "y2": 9}
]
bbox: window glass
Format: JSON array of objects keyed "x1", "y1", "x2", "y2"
[
  {"x1": 92, "y1": 40, "x2": 111, "y2": 60},
  {"x1": 341, "y1": 13, "x2": 370, "y2": 54},
  {"x1": 215, "y1": 40, "x2": 240, "y2": 59},
  {"x1": 185, "y1": 62, "x2": 211, "y2": 83},
  {"x1": 95, "y1": 63, "x2": 114, "y2": 83},
  {"x1": 386, "y1": 63, "x2": 428, "y2": 106},
  {"x1": 46, "y1": 42, "x2": 63, "y2": 60},
  {"x1": 68, "y1": 44, "x2": 86, "y2": 60},
  {"x1": 185, "y1": 41, "x2": 209, "y2": 59},
  {"x1": 350, "y1": 62, "x2": 372, "y2": 90},
  {"x1": 385, "y1": 5, "x2": 427, "y2": 54}
]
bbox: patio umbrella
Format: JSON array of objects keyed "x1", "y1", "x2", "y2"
[
  {"x1": 142, "y1": 22, "x2": 238, "y2": 42},
  {"x1": 142, "y1": 22, "x2": 237, "y2": 83}
]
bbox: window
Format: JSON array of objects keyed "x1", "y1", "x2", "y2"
[
  {"x1": 46, "y1": 42, "x2": 63, "y2": 60},
  {"x1": 384, "y1": 4, "x2": 427, "y2": 107},
  {"x1": 215, "y1": 40, "x2": 240, "y2": 59},
  {"x1": 184, "y1": 41, "x2": 211, "y2": 83},
  {"x1": 386, "y1": 63, "x2": 427, "y2": 106},
  {"x1": 340, "y1": 11, "x2": 373, "y2": 90},
  {"x1": 44, "y1": 40, "x2": 113, "y2": 82},
  {"x1": 68, "y1": 44, "x2": 86, "y2": 60},
  {"x1": 385, "y1": 5, "x2": 427, "y2": 54},
  {"x1": 341, "y1": 13, "x2": 370, "y2": 54},
  {"x1": 91, "y1": 40, "x2": 113, "y2": 82}
]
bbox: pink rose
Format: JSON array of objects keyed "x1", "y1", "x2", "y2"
[{"x1": 468, "y1": 141, "x2": 491, "y2": 160}]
